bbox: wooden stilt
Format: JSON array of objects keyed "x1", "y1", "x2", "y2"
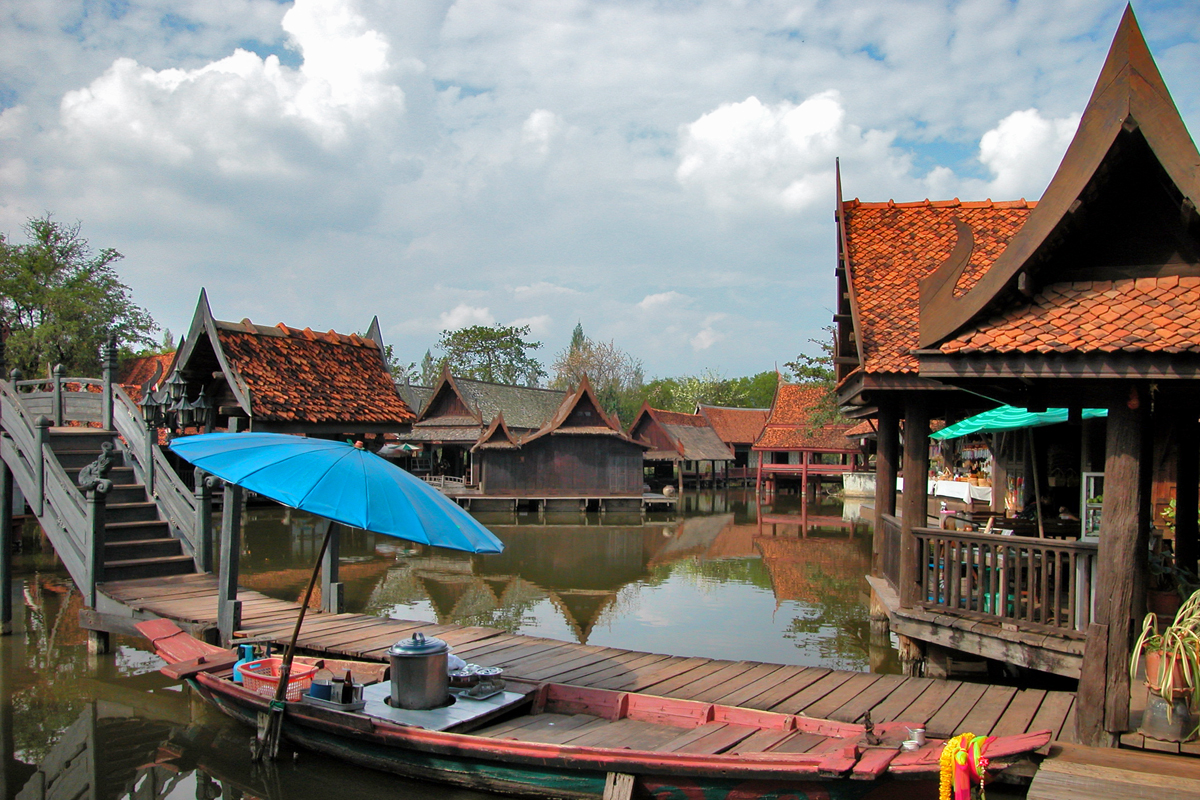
[
  {"x1": 900, "y1": 401, "x2": 931, "y2": 608},
  {"x1": 873, "y1": 405, "x2": 899, "y2": 576}
]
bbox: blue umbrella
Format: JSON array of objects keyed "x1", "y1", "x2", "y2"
[
  {"x1": 169, "y1": 431, "x2": 502, "y2": 554},
  {"x1": 169, "y1": 431, "x2": 502, "y2": 759}
]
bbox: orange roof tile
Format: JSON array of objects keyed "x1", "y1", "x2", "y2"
[
  {"x1": 940, "y1": 277, "x2": 1200, "y2": 355},
  {"x1": 845, "y1": 420, "x2": 875, "y2": 438},
  {"x1": 118, "y1": 352, "x2": 175, "y2": 402},
  {"x1": 697, "y1": 404, "x2": 769, "y2": 446},
  {"x1": 216, "y1": 323, "x2": 414, "y2": 424},
  {"x1": 844, "y1": 199, "x2": 1035, "y2": 373},
  {"x1": 753, "y1": 383, "x2": 856, "y2": 451}
]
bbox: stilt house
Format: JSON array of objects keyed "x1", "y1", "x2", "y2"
[{"x1": 842, "y1": 8, "x2": 1200, "y2": 748}]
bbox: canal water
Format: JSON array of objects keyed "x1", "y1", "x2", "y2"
[{"x1": 1, "y1": 490, "x2": 897, "y2": 800}]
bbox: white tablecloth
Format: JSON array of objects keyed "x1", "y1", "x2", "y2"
[{"x1": 896, "y1": 477, "x2": 992, "y2": 504}]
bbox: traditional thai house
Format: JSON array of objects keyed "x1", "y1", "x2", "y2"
[
  {"x1": 167, "y1": 290, "x2": 414, "y2": 437},
  {"x1": 118, "y1": 352, "x2": 176, "y2": 403},
  {"x1": 846, "y1": 8, "x2": 1200, "y2": 748},
  {"x1": 469, "y1": 376, "x2": 648, "y2": 509},
  {"x1": 696, "y1": 404, "x2": 770, "y2": 483},
  {"x1": 752, "y1": 382, "x2": 861, "y2": 498},
  {"x1": 627, "y1": 405, "x2": 734, "y2": 491},
  {"x1": 398, "y1": 367, "x2": 565, "y2": 481}
]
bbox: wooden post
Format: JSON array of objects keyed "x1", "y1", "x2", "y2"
[
  {"x1": 84, "y1": 483, "x2": 110, "y2": 609},
  {"x1": 801, "y1": 450, "x2": 810, "y2": 502},
  {"x1": 194, "y1": 469, "x2": 215, "y2": 573},
  {"x1": 33, "y1": 417, "x2": 49, "y2": 516},
  {"x1": 51, "y1": 365, "x2": 64, "y2": 427},
  {"x1": 218, "y1": 482, "x2": 244, "y2": 647},
  {"x1": 1175, "y1": 412, "x2": 1199, "y2": 578},
  {"x1": 101, "y1": 335, "x2": 117, "y2": 431},
  {"x1": 990, "y1": 432, "x2": 1007, "y2": 515},
  {"x1": 755, "y1": 451, "x2": 763, "y2": 499},
  {"x1": 1077, "y1": 389, "x2": 1150, "y2": 745},
  {"x1": 320, "y1": 519, "x2": 344, "y2": 614},
  {"x1": 900, "y1": 401, "x2": 931, "y2": 608},
  {"x1": 874, "y1": 405, "x2": 899, "y2": 575},
  {"x1": 0, "y1": 461, "x2": 11, "y2": 635}
]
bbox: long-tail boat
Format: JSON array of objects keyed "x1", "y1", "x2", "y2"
[{"x1": 137, "y1": 620, "x2": 1050, "y2": 800}]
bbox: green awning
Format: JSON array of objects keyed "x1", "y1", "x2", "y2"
[{"x1": 931, "y1": 406, "x2": 1108, "y2": 440}]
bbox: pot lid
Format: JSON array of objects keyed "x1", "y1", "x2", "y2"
[{"x1": 388, "y1": 631, "x2": 449, "y2": 656}]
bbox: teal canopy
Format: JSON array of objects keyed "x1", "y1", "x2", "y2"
[{"x1": 931, "y1": 406, "x2": 1108, "y2": 440}]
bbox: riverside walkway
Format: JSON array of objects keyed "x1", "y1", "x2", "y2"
[{"x1": 102, "y1": 573, "x2": 1080, "y2": 745}]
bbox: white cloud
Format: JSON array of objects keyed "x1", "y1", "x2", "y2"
[
  {"x1": 677, "y1": 91, "x2": 911, "y2": 213},
  {"x1": 513, "y1": 281, "x2": 580, "y2": 299},
  {"x1": 691, "y1": 314, "x2": 727, "y2": 351},
  {"x1": 977, "y1": 109, "x2": 1080, "y2": 198},
  {"x1": 438, "y1": 304, "x2": 494, "y2": 330},
  {"x1": 511, "y1": 314, "x2": 552, "y2": 335},
  {"x1": 521, "y1": 109, "x2": 563, "y2": 155},
  {"x1": 638, "y1": 291, "x2": 686, "y2": 311}
]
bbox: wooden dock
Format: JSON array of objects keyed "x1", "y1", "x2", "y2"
[{"x1": 101, "y1": 573, "x2": 1079, "y2": 744}]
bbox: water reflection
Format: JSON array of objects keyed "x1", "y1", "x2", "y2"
[{"x1": 237, "y1": 490, "x2": 896, "y2": 672}]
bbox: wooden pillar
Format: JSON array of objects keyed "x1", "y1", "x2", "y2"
[
  {"x1": 900, "y1": 400, "x2": 930, "y2": 608},
  {"x1": 1077, "y1": 389, "x2": 1151, "y2": 746},
  {"x1": 320, "y1": 520, "x2": 344, "y2": 614},
  {"x1": 755, "y1": 451, "x2": 763, "y2": 498},
  {"x1": 218, "y1": 482, "x2": 244, "y2": 647},
  {"x1": 0, "y1": 462, "x2": 11, "y2": 635},
  {"x1": 51, "y1": 365, "x2": 64, "y2": 427},
  {"x1": 801, "y1": 451, "x2": 809, "y2": 502},
  {"x1": 194, "y1": 469, "x2": 215, "y2": 573},
  {"x1": 991, "y1": 432, "x2": 1007, "y2": 515},
  {"x1": 874, "y1": 405, "x2": 899, "y2": 575},
  {"x1": 1175, "y1": 412, "x2": 1199, "y2": 578}
]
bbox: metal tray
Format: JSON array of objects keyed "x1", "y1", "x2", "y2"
[{"x1": 300, "y1": 694, "x2": 367, "y2": 712}]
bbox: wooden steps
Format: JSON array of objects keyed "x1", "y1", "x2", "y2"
[{"x1": 1028, "y1": 742, "x2": 1200, "y2": 799}]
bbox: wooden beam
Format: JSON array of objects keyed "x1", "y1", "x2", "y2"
[{"x1": 900, "y1": 401, "x2": 931, "y2": 608}]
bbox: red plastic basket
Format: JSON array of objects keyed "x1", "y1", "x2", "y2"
[{"x1": 239, "y1": 658, "x2": 318, "y2": 701}]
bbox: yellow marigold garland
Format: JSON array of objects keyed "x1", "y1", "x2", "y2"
[{"x1": 938, "y1": 732, "x2": 994, "y2": 800}]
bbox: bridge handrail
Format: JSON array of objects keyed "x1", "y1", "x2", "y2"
[
  {"x1": 111, "y1": 385, "x2": 199, "y2": 556},
  {"x1": 0, "y1": 383, "x2": 40, "y2": 458}
]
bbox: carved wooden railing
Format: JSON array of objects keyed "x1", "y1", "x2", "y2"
[
  {"x1": 913, "y1": 527, "x2": 1098, "y2": 634},
  {"x1": 0, "y1": 381, "x2": 100, "y2": 602},
  {"x1": 880, "y1": 512, "x2": 903, "y2": 591}
]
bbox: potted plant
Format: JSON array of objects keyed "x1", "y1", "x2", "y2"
[
  {"x1": 1148, "y1": 549, "x2": 1200, "y2": 617},
  {"x1": 1131, "y1": 590, "x2": 1200, "y2": 740}
]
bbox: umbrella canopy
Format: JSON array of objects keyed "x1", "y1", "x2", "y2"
[
  {"x1": 170, "y1": 432, "x2": 502, "y2": 554},
  {"x1": 930, "y1": 406, "x2": 1108, "y2": 440}
]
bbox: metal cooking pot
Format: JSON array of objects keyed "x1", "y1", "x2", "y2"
[{"x1": 387, "y1": 632, "x2": 450, "y2": 709}]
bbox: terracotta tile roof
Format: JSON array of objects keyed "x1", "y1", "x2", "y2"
[
  {"x1": 845, "y1": 420, "x2": 876, "y2": 438},
  {"x1": 844, "y1": 199, "x2": 1035, "y2": 373},
  {"x1": 754, "y1": 383, "x2": 856, "y2": 451},
  {"x1": 118, "y1": 352, "x2": 175, "y2": 402},
  {"x1": 696, "y1": 404, "x2": 770, "y2": 446},
  {"x1": 215, "y1": 322, "x2": 414, "y2": 424},
  {"x1": 941, "y1": 276, "x2": 1200, "y2": 355}
]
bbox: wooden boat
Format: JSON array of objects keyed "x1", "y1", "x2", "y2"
[{"x1": 137, "y1": 620, "x2": 1050, "y2": 800}]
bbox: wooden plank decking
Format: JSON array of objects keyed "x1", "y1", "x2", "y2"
[{"x1": 100, "y1": 573, "x2": 1079, "y2": 744}]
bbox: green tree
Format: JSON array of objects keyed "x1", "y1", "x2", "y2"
[
  {"x1": 550, "y1": 325, "x2": 644, "y2": 422},
  {"x1": 438, "y1": 324, "x2": 545, "y2": 387},
  {"x1": 0, "y1": 216, "x2": 157, "y2": 377},
  {"x1": 419, "y1": 349, "x2": 439, "y2": 386}
]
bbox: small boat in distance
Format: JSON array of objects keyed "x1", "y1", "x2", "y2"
[{"x1": 137, "y1": 620, "x2": 1050, "y2": 800}]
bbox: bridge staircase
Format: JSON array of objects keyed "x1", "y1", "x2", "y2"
[{"x1": 0, "y1": 353, "x2": 212, "y2": 636}]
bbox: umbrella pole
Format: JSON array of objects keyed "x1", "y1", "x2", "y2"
[{"x1": 253, "y1": 519, "x2": 336, "y2": 761}]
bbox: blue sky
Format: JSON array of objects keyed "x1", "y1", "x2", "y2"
[{"x1": 2, "y1": 1, "x2": 1198, "y2": 379}]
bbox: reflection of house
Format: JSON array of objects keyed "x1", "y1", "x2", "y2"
[
  {"x1": 471, "y1": 376, "x2": 648, "y2": 504},
  {"x1": 752, "y1": 382, "x2": 860, "y2": 497},
  {"x1": 628, "y1": 404, "x2": 734, "y2": 490},
  {"x1": 697, "y1": 404, "x2": 769, "y2": 475},
  {"x1": 168, "y1": 290, "x2": 414, "y2": 435},
  {"x1": 849, "y1": 10, "x2": 1200, "y2": 748},
  {"x1": 399, "y1": 368, "x2": 565, "y2": 479}
]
